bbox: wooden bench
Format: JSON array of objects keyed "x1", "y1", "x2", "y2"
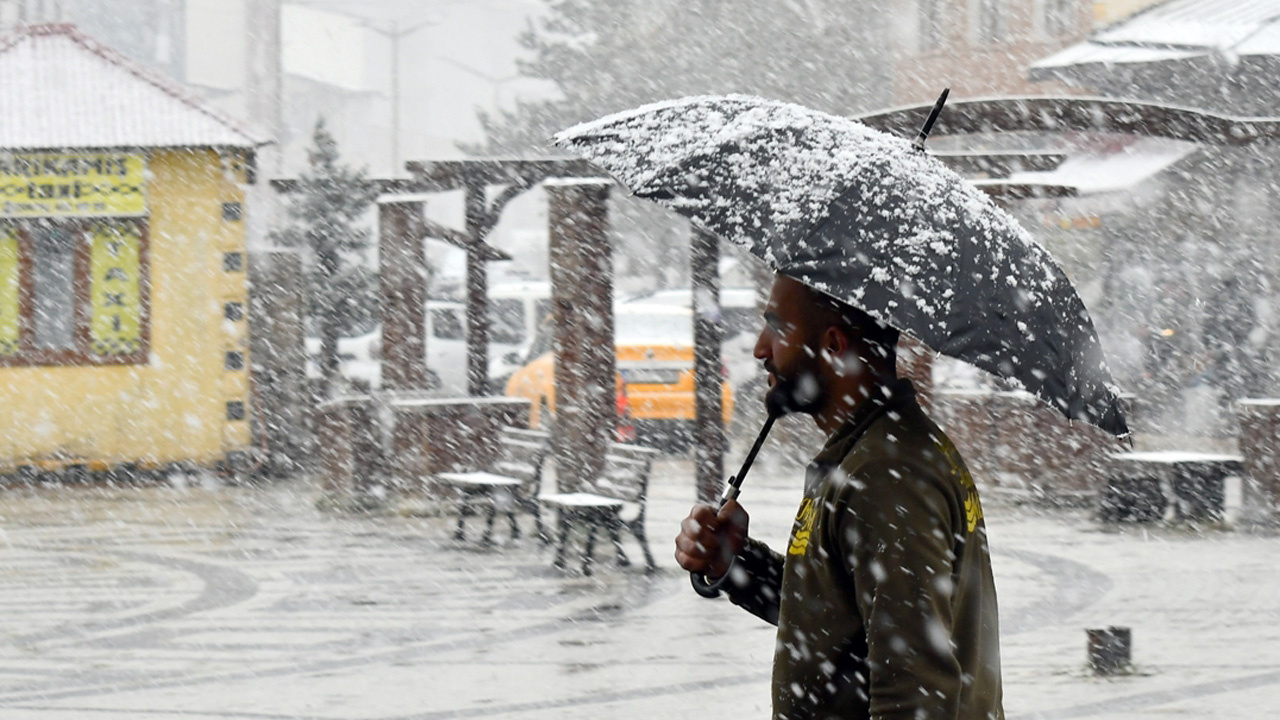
[
  {"x1": 540, "y1": 442, "x2": 661, "y2": 575},
  {"x1": 433, "y1": 427, "x2": 551, "y2": 545}
]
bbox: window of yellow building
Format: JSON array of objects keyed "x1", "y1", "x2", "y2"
[{"x1": 0, "y1": 152, "x2": 149, "y2": 366}]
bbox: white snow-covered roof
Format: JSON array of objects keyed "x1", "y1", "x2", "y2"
[
  {"x1": 0, "y1": 24, "x2": 264, "y2": 150},
  {"x1": 1033, "y1": 43, "x2": 1199, "y2": 70},
  {"x1": 1236, "y1": 20, "x2": 1280, "y2": 55},
  {"x1": 1032, "y1": 0, "x2": 1280, "y2": 73},
  {"x1": 1094, "y1": 0, "x2": 1280, "y2": 50},
  {"x1": 1006, "y1": 136, "x2": 1198, "y2": 194}
]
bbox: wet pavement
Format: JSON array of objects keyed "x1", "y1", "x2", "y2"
[{"x1": 2, "y1": 445, "x2": 1279, "y2": 719}]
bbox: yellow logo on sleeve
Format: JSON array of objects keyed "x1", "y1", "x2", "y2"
[
  {"x1": 788, "y1": 498, "x2": 817, "y2": 555},
  {"x1": 940, "y1": 438, "x2": 983, "y2": 533},
  {"x1": 964, "y1": 491, "x2": 983, "y2": 533}
]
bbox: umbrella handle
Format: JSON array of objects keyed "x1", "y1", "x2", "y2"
[
  {"x1": 688, "y1": 488, "x2": 739, "y2": 597},
  {"x1": 690, "y1": 567, "x2": 728, "y2": 596},
  {"x1": 687, "y1": 413, "x2": 776, "y2": 597}
]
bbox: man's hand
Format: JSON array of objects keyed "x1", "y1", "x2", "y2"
[{"x1": 674, "y1": 499, "x2": 749, "y2": 579}]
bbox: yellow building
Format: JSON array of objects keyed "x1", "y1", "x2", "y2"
[{"x1": 0, "y1": 25, "x2": 264, "y2": 474}]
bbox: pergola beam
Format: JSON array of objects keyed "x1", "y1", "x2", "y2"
[
  {"x1": 268, "y1": 177, "x2": 420, "y2": 194},
  {"x1": 858, "y1": 96, "x2": 1280, "y2": 146},
  {"x1": 418, "y1": 218, "x2": 510, "y2": 261},
  {"x1": 933, "y1": 151, "x2": 1067, "y2": 178},
  {"x1": 405, "y1": 158, "x2": 598, "y2": 191},
  {"x1": 973, "y1": 181, "x2": 1078, "y2": 199}
]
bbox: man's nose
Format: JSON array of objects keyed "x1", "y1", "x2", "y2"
[{"x1": 753, "y1": 329, "x2": 770, "y2": 360}]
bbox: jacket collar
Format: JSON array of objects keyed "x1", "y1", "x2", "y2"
[{"x1": 810, "y1": 378, "x2": 916, "y2": 469}]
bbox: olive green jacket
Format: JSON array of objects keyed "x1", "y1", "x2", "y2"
[{"x1": 719, "y1": 380, "x2": 1003, "y2": 720}]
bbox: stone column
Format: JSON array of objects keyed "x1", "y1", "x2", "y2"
[
  {"x1": 248, "y1": 249, "x2": 308, "y2": 474},
  {"x1": 315, "y1": 395, "x2": 382, "y2": 506},
  {"x1": 691, "y1": 226, "x2": 725, "y2": 502},
  {"x1": 378, "y1": 198, "x2": 429, "y2": 392},
  {"x1": 546, "y1": 179, "x2": 614, "y2": 493},
  {"x1": 979, "y1": 390, "x2": 1123, "y2": 505},
  {"x1": 1235, "y1": 399, "x2": 1280, "y2": 525},
  {"x1": 464, "y1": 181, "x2": 491, "y2": 397}
]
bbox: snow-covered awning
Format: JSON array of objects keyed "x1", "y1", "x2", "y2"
[
  {"x1": 1032, "y1": 43, "x2": 1199, "y2": 72},
  {"x1": 0, "y1": 24, "x2": 265, "y2": 150},
  {"x1": 1005, "y1": 137, "x2": 1198, "y2": 195},
  {"x1": 1092, "y1": 0, "x2": 1280, "y2": 50},
  {"x1": 1236, "y1": 20, "x2": 1280, "y2": 55}
]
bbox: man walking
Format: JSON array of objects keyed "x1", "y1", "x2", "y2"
[{"x1": 675, "y1": 274, "x2": 1003, "y2": 720}]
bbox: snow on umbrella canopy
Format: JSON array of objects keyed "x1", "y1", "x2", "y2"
[{"x1": 554, "y1": 94, "x2": 1128, "y2": 437}]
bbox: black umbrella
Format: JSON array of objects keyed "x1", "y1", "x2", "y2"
[{"x1": 554, "y1": 94, "x2": 1128, "y2": 437}]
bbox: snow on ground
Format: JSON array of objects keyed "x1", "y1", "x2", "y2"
[{"x1": 0, "y1": 446, "x2": 1278, "y2": 719}]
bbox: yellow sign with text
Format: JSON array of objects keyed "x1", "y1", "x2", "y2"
[
  {"x1": 89, "y1": 221, "x2": 144, "y2": 356},
  {"x1": 0, "y1": 152, "x2": 147, "y2": 218},
  {"x1": 0, "y1": 227, "x2": 18, "y2": 355}
]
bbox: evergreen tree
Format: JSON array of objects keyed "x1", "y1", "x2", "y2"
[
  {"x1": 271, "y1": 118, "x2": 380, "y2": 396},
  {"x1": 473, "y1": 0, "x2": 890, "y2": 156}
]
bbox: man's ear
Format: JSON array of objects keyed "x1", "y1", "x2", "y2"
[{"x1": 822, "y1": 326, "x2": 849, "y2": 356}]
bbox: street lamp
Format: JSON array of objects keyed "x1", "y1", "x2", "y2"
[
  {"x1": 361, "y1": 18, "x2": 436, "y2": 174},
  {"x1": 433, "y1": 54, "x2": 523, "y2": 115}
]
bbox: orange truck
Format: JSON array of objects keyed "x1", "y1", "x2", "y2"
[{"x1": 504, "y1": 303, "x2": 734, "y2": 449}]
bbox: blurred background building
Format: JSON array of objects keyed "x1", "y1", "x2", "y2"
[{"x1": 3, "y1": 0, "x2": 1273, "y2": 446}]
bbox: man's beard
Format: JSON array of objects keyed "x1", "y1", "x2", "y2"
[{"x1": 764, "y1": 361, "x2": 826, "y2": 417}]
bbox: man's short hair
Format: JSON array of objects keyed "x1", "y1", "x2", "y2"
[{"x1": 806, "y1": 286, "x2": 900, "y2": 359}]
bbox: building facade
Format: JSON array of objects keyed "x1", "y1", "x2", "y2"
[
  {"x1": 0, "y1": 24, "x2": 263, "y2": 473},
  {"x1": 886, "y1": 0, "x2": 1167, "y2": 105},
  {"x1": 1031, "y1": 0, "x2": 1280, "y2": 116}
]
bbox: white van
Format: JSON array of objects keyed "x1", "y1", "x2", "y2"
[
  {"x1": 424, "y1": 300, "x2": 468, "y2": 393},
  {"x1": 487, "y1": 280, "x2": 553, "y2": 382},
  {"x1": 304, "y1": 330, "x2": 383, "y2": 390},
  {"x1": 620, "y1": 286, "x2": 760, "y2": 337},
  {"x1": 425, "y1": 300, "x2": 526, "y2": 394},
  {"x1": 305, "y1": 301, "x2": 521, "y2": 394}
]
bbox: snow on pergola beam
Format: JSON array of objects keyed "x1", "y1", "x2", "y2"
[
  {"x1": 375, "y1": 192, "x2": 512, "y2": 260},
  {"x1": 972, "y1": 181, "x2": 1077, "y2": 199},
  {"x1": 404, "y1": 158, "x2": 598, "y2": 191},
  {"x1": 857, "y1": 96, "x2": 1280, "y2": 147},
  {"x1": 269, "y1": 178, "x2": 419, "y2": 194}
]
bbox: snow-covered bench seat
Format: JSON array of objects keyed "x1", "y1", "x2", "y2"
[
  {"x1": 540, "y1": 442, "x2": 661, "y2": 575},
  {"x1": 434, "y1": 426, "x2": 551, "y2": 545}
]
